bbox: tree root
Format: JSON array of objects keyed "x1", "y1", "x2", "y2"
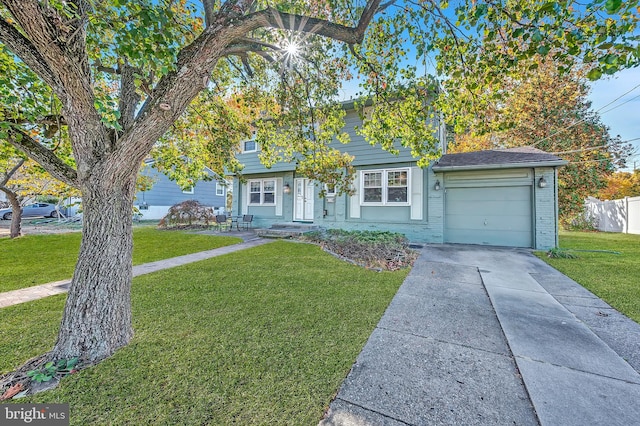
[
  {"x1": 0, "y1": 352, "x2": 90, "y2": 400},
  {"x1": 0, "y1": 353, "x2": 51, "y2": 400}
]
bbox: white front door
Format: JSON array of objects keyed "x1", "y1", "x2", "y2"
[{"x1": 294, "y1": 178, "x2": 314, "y2": 221}]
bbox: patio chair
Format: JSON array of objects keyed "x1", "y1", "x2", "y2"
[
  {"x1": 239, "y1": 214, "x2": 253, "y2": 230},
  {"x1": 214, "y1": 214, "x2": 230, "y2": 231}
]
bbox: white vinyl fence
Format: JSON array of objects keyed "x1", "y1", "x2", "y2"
[{"x1": 584, "y1": 196, "x2": 640, "y2": 234}]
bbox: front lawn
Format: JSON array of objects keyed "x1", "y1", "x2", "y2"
[
  {"x1": 0, "y1": 241, "x2": 407, "y2": 424},
  {"x1": 537, "y1": 231, "x2": 640, "y2": 323},
  {"x1": 0, "y1": 227, "x2": 241, "y2": 293}
]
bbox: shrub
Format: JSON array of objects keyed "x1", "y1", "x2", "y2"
[
  {"x1": 158, "y1": 200, "x2": 216, "y2": 229},
  {"x1": 302, "y1": 229, "x2": 418, "y2": 271},
  {"x1": 546, "y1": 247, "x2": 578, "y2": 259},
  {"x1": 561, "y1": 211, "x2": 599, "y2": 231}
]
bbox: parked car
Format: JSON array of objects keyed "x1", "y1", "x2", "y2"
[{"x1": 0, "y1": 203, "x2": 65, "y2": 220}]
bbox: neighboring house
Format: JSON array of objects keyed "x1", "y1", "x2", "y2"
[
  {"x1": 231, "y1": 104, "x2": 566, "y2": 249},
  {"x1": 135, "y1": 161, "x2": 228, "y2": 220}
]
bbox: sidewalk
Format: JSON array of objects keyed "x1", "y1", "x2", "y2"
[
  {"x1": 0, "y1": 234, "x2": 272, "y2": 308},
  {"x1": 321, "y1": 244, "x2": 640, "y2": 426}
]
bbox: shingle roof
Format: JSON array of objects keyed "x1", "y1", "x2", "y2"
[{"x1": 432, "y1": 147, "x2": 567, "y2": 171}]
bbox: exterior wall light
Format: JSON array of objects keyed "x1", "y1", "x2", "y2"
[
  {"x1": 434, "y1": 180, "x2": 441, "y2": 191},
  {"x1": 283, "y1": 183, "x2": 291, "y2": 194},
  {"x1": 538, "y1": 176, "x2": 547, "y2": 188}
]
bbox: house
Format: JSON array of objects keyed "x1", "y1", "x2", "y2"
[
  {"x1": 135, "y1": 161, "x2": 228, "y2": 220},
  {"x1": 231, "y1": 105, "x2": 566, "y2": 249}
]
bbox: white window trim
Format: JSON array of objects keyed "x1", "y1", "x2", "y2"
[
  {"x1": 241, "y1": 132, "x2": 259, "y2": 153},
  {"x1": 182, "y1": 186, "x2": 194, "y2": 194},
  {"x1": 215, "y1": 183, "x2": 225, "y2": 197},
  {"x1": 323, "y1": 183, "x2": 336, "y2": 196},
  {"x1": 360, "y1": 168, "x2": 411, "y2": 206},
  {"x1": 362, "y1": 106, "x2": 374, "y2": 123},
  {"x1": 248, "y1": 179, "x2": 277, "y2": 206},
  {"x1": 242, "y1": 139, "x2": 258, "y2": 153}
]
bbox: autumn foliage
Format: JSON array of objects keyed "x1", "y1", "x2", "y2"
[
  {"x1": 448, "y1": 57, "x2": 633, "y2": 224},
  {"x1": 598, "y1": 170, "x2": 640, "y2": 200}
]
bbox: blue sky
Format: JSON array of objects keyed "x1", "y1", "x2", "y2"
[{"x1": 588, "y1": 67, "x2": 640, "y2": 172}]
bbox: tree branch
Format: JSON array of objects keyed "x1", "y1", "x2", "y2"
[
  {"x1": 0, "y1": 17, "x2": 62, "y2": 91},
  {"x1": 222, "y1": 41, "x2": 277, "y2": 56},
  {"x1": 116, "y1": 0, "x2": 383, "y2": 165},
  {"x1": 0, "y1": 158, "x2": 25, "y2": 187},
  {"x1": 119, "y1": 63, "x2": 141, "y2": 131},
  {"x1": 5, "y1": 126, "x2": 78, "y2": 187},
  {"x1": 203, "y1": 0, "x2": 217, "y2": 27},
  {"x1": 2, "y1": 1, "x2": 98, "y2": 127},
  {"x1": 240, "y1": 54, "x2": 254, "y2": 77},
  {"x1": 248, "y1": 4, "x2": 382, "y2": 45}
]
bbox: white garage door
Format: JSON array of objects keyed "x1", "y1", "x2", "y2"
[{"x1": 444, "y1": 185, "x2": 533, "y2": 247}]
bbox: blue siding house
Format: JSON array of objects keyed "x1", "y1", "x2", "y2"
[
  {"x1": 135, "y1": 161, "x2": 228, "y2": 220},
  {"x1": 231, "y1": 106, "x2": 566, "y2": 249}
]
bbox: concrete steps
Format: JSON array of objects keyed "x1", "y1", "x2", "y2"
[{"x1": 256, "y1": 223, "x2": 319, "y2": 238}]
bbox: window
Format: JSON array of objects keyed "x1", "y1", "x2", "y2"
[
  {"x1": 324, "y1": 184, "x2": 336, "y2": 196},
  {"x1": 242, "y1": 139, "x2": 257, "y2": 153},
  {"x1": 387, "y1": 170, "x2": 408, "y2": 202},
  {"x1": 242, "y1": 132, "x2": 258, "y2": 153},
  {"x1": 248, "y1": 179, "x2": 276, "y2": 205},
  {"x1": 361, "y1": 168, "x2": 410, "y2": 205},
  {"x1": 361, "y1": 105, "x2": 374, "y2": 123},
  {"x1": 363, "y1": 172, "x2": 383, "y2": 203},
  {"x1": 216, "y1": 183, "x2": 225, "y2": 196},
  {"x1": 182, "y1": 186, "x2": 194, "y2": 194}
]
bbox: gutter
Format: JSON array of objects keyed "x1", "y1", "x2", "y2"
[{"x1": 432, "y1": 160, "x2": 568, "y2": 172}]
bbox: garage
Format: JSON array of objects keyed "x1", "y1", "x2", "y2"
[
  {"x1": 444, "y1": 183, "x2": 533, "y2": 247},
  {"x1": 432, "y1": 147, "x2": 568, "y2": 250}
]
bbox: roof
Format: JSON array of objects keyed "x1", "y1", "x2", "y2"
[{"x1": 432, "y1": 147, "x2": 567, "y2": 171}]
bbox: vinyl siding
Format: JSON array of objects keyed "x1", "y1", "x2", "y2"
[
  {"x1": 135, "y1": 168, "x2": 226, "y2": 208},
  {"x1": 236, "y1": 109, "x2": 427, "y2": 175}
]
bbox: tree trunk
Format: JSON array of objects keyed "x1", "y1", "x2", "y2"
[
  {"x1": 52, "y1": 171, "x2": 138, "y2": 362},
  {"x1": 4, "y1": 190, "x2": 22, "y2": 239}
]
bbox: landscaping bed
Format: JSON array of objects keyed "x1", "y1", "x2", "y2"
[{"x1": 301, "y1": 229, "x2": 418, "y2": 271}]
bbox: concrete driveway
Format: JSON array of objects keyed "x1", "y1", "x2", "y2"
[{"x1": 320, "y1": 244, "x2": 640, "y2": 426}]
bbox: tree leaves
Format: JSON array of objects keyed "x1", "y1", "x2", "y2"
[
  {"x1": 1, "y1": 0, "x2": 639, "y2": 195},
  {"x1": 605, "y1": 0, "x2": 623, "y2": 13},
  {"x1": 448, "y1": 55, "x2": 634, "y2": 220}
]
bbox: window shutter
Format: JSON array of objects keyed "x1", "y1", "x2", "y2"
[
  {"x1": 242, "y1": 183, "x2": 248, "y2": 215},
  {"x1": 276, "y1": 178, "x2": 283, "y2": 216},
  {"x1": 350, "y1": 173, "x2": 361, "y2": 218},
  {"x1": 410, "y1": 167, "x2": 423, "y2": 220}
]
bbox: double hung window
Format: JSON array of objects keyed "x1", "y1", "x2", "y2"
[
  {"x1": 361, "y1": 168, "x2": 409, "y2": 205},
  {"x1": 249, "y1": 180, "x2": 276, "y2": 205}
]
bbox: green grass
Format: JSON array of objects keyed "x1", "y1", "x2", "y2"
[
  {"x1": 536, "y1": 231, "x2": 640, "y2": 323},
  {"x1": 0, "y1": 241, "x2": 406, "y2": 425},
  {"x1": 0, "y1": 227, "x2": 241, "y2": 292}
]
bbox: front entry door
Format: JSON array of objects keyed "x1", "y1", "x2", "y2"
[{"x1": 294, "y1": 178, "x2": 314, "y2": 221}]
